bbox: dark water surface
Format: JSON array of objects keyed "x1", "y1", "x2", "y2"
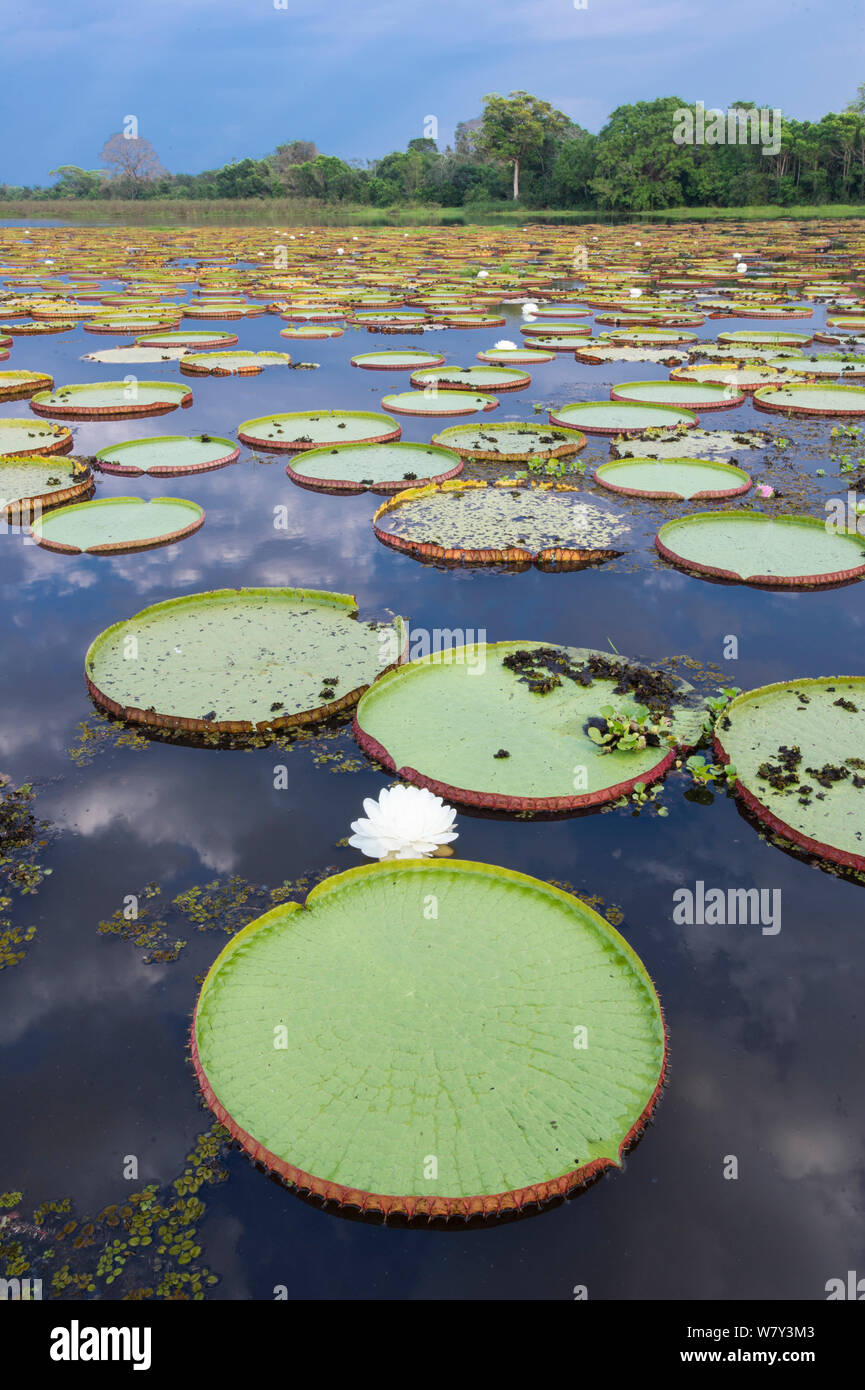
[{"x1": 1, "y1": 274, "x2": 863, "y2": 1300}]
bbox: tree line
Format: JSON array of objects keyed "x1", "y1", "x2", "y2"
[{"x1": 4, "y1": 89, "x2": 865, "y2": 210}]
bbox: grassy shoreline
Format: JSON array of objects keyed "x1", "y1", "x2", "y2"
[{"x1": 1, "y1": 198, "x2": 864, "y2": 228}]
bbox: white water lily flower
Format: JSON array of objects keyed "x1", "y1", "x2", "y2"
[
  {"x1": 634, "y1": 240, "x2": 642, "y2": 247},
  {"x1": 737, "y1": 263, "x2": 748, "y2": 274},
  {"x1": 477, "y1": 270, "x2": 489, "y2": 278},
  {"x1": 629, "y1": 288, "x2": 642, "y2": 298},
  {"x1": 732, "y1": 252, "x2": 742, "y2": 260},
  {"x1": 349, "y1": 785, "x2": 458, "y2": 860},
  {"x1": 494, "y1": 339, "x2": 518, "y2": 349}
]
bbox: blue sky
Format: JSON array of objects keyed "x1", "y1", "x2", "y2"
[{"x1": 3, "y1": 0, "x2": 864, "y2": 184}]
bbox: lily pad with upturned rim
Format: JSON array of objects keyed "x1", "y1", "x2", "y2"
[
  {"x1": 0, "y1": 370, "x2": 54, "y2": 402},
  {"x1": 0, "y1": 454, "x2": 93, "y2": 521},
  {"x1": 354, "y1": 641, "x2": 703, "y2": 811},
  {"x1": 753, "y1": 383, "x2": 865, "y2": 417},
  {"x1": 714, "y1": 677, "x2": 865, "y2": 873},
  {"x1": 237, "y1": 409, "x2": 400, "y2": 451},
  {"x1": 549, "y1": 401, "x2": 698, "y2": 436},
  {"x1": 135, "y1": 329, "x2": 240, "y2": 349},
  {"x1": 191, "y1": 857, "x2": 668, "y2": 1217},
  {"x1": 372, "y1": 479, "x2": 630, "y2": 568},
  {"x1": 93, "y1": 434, "x2": 240, "y2": 477},
  {"x1": 431, "y1": 421, "x2": 586, "y2": 462},
  {"x1": 595, "y1": 457, "x2": 752, "y2": 500},
  {"x1": 655, "y1": 512, "x2": 865, "y2": 587},
  {"x1": 179, "y1": 350, "x2": 293, "y2": 377},
  {"x1": 409, "y1": 366, "x2": 531, "y2": 393},
  {"x1": 380, "y1": 390, "x2": 499, "y2": 417},
  {"x1": 611, "y1": 427, "x2": 770, "y2": 459},
  {"x1": 0, "y1": 417, "x2": 73, "y2": 457},
  {"x1": 85, "y1": 587, "x2": 407, "y2": 736},
  {"x1": 30, "y1": 380, "x2": 193, "y2": 420},
  {"x1": 31, "y1": 496, "x2": 205, "y2": 554},
  {"x1": 609, "y1": 379, "x2": 746, "y2": 411},
  {"x1": 286, "y1": 440, "x2": 463, "y2": 495},
  {"x1": 350, "y1": 349, "x2": 446, "y2": 371}
]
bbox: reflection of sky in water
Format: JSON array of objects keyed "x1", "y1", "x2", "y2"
[{"x1": 1, "y1": 284, "x2": 864, "y2": 1298}]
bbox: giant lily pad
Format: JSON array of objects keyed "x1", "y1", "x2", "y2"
[
  {"x1": 31, "y1": 496, "x2": 204, "y2": 554},
  {"x1": 0, "y1": 455, "x2": 92, "y2": 521},
  {"x1": 409, "y1": 366, "x2": 531, "y2": 393},
  {"x1": 0, "y1": 417, "x2": 72, "y2": 457},
  {"x1": 350, "y1": 350, "x2": 446, "y2": 371},
  {"x1": 431, "y1": 422, "x2": 585, "y2": 462},
  {"x1": 549, "y1": 401, "x2": 698, "y2": 435},
  {"x1": 0, "y1": 370, "x2": 54, "y2": 403},
  {"x1": 136, "y1": 329, "x2": 239, "y2": 349},
  {"x1": 354, "y1": 641, "x2": 702, "y2": 811},
  {"x1": 476, "y1": 346, "x2": 554, "y2": 365},
  {"x1": 611, "y1": 427, "x2": 770, "y2": 459},
  {"x1": 94, "y1": 434, "x2": 240, "y2": 477},
  {"x1": 30, "y1": 380, "x2": 193, "y2": 419},
  {"x1": 373, "y1": 480, "x2": 630, "y2": 567},
  {"x1": 179, "y1": 350, "x2": 293, "y2": 376},
  {"x1": 380, "y1": 390, "x2": 498, "y2": 417},
  {"x1": 595, "y1": 457, "x2": 751, "y2": 500},
  {"x1": 714, "y1": 677, "x2": 865, "y2": 873},
  {"x1": 656, "y1": 512, "x2": 865, "y2": 587},
  {"x1": 286, "y1": 440, "x2": 462, "y2": 494},
  {"x1": 191, "y1": 857, "x2": 668, "y2": 1217},
  {"x1": 753, "y1": 383, "x2": 865, "y2": 417},
  {"x1": 238, "y1": 410, "x2": 400, "y2": 451},
  {"x1": 85, "y1": 588, "x2": 407, "y2": 736},
  {"x1": 610, "y1": 378, "x2": 746, "y2": 410}
]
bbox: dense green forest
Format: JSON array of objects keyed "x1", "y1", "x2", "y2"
[{"x1": 4, "y1": 89, "x2": 865, "y2": 212}]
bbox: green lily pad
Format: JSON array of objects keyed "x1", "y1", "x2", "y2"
[
  {"x1": 373, "y1": 481, "x2": 630, "y2": 566},
  {"x1": 718, "y1": 329, "x2": 812, "y2": 347},
  {"x1": 31, "y1": 496, "x2": 204, "y2": 554},
  {"x1": 30, "y1": 380, "x2": 193, "y2": 419},
  {"x1": 0, "y1": 417, "x2": 73, "y2": 457},
  {"x1": 136, "y1": 329, "x2": 239, "y2": 348},
  {"x1": 595, "y1": 457, "x2": 751, "y2": 500},
  {"x1": 0, "y1": 454, "x2": 92, "y2": 520},
  {"x1": 656, "y1": 512, "x2": 865, "y2": 587},
  {"x1": 354, "y1": 641, "x2": 702, "y2": 810},
  {"x1": 549, "y1": 401, "x2": 698, "y2": 435},
  {"x1": 191, "y1": 857, "x2": 668, "y2": 1216},
  {"x1": 715, "y1": 678, "x2": 865, "y2": 872},
  {"x1": 431, "y1": 422, "x2": 585, "y2": 462},
  {"x1": 476, "y1": 347, "x2": 554, "y2": 364},
  {"x1": 610, "y1": 378, "x2": 745, "y2": 410},
  {"x1": 0, "y1": 370, "x2": 53, "y2": 402},
  {"x1": 350, "y1": 350, "x2": 446, "y2": 370},
  {"x1": 238, "y1": 410, "x2": 400, "y2": 451},
  {"x1": 575, "y1": 343, "x2": 688, "y2": 365},
  {"x1": 286, "y1": 440, "x2": 463, "y2": 494},
  {"x1": 380, "y1": 390, "x2": 499, "y2": 417},
  {"x1": 94, "y1": 434, "x2": 240, "y2": 477},
  {"x1": 753, "y1": 383, "x2": 865, "y2": 417},
  {"x1": 179, "y1": 350, "x2": 293, "y2": 376},
  {"x1": 280, "y1": 324, "x2": 344, "y2": 339},
  {"x1": 85, "y1": 588, "x2": 407, "y2": 735},
  {"x1": 767, "y1": 355, "x2": 865, "y2": 379},
  {"x1": 612, "y1": 427, "x2": 770, "y2": 459},
  {"x1": 409, "y1": 366, "x2": 531, "y2": 393}
]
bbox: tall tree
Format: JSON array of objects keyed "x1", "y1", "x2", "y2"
[
  {"x1": 99, "y1": 133, "x2": 166, "y2": 197},
  {"x1": 478, "y1": 91, "x2": 572, "y2": 199}
]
